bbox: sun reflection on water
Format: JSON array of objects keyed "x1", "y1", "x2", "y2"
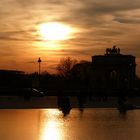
[{"x1": 40, "y1": 109, "x2": 63, "y2": 140}]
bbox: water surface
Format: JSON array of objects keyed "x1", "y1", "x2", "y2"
[{"x1": 0, "y1": 108, "x2": 140, "y2": 140}]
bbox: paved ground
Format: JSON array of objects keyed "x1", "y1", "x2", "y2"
[{"x1": 0, "y1": 96, "x2": 139, "y2": 109}]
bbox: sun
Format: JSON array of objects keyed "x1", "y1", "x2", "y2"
[{"x1": 38, "y1": 22, "x2": 73, "y2": 41}]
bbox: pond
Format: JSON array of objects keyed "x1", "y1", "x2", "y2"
[{"x1": 0, "y1": 108, "x2": 140, "y2": 140}]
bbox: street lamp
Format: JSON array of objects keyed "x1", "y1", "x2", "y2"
[{"x1": 38, "y1": 57, "x2": 42, "y2": 75}]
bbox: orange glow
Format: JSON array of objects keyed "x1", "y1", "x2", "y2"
[
  {"x1": 38, "y1": 22, "x2": 73, "y2": 41},
  {"x1": 40, "y1": 109, "x2": 63, "y2": 140}
]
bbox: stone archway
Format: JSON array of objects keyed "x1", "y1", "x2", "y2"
[{"x1": 92, "y1": 46, "x2": 136, "y2": 89}]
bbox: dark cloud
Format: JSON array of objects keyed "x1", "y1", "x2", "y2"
[
  {"x1": 15, "y1": 0, "x2": 64, "y2": 7},
  {"x1": 114, "y1": 17, "x2": 140, "y2": 24},
  {"x1": 0, "y1": 29, "x2": 41, "y2": 41},
  {"x1": 59, "y1": 0, "x2": 140, "y2": 26}
]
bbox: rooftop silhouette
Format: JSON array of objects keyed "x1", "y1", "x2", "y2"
[{"x1": 92, "y1": 46, "x2": 136, "y2": 90}]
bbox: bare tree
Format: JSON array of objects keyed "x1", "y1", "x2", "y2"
[
  {"x1": 72, "y1": 60, "x2": 92, "y2": 80},
  {"x1": 57, "y1": 57, "x2": 77, "y2": 78}
]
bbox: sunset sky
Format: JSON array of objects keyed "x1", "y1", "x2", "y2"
[{"x1": 0, "y1": 0, "x2": 140, "y2": 75}]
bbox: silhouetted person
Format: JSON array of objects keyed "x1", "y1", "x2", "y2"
[
  {"x1": 77, "y1": 96, "x2": 84, "y2": 109},
  {"x1": 57, "y1": 96, "x2": 71, "y2": 116},
  {"x1": 118, "y1": 48, "x2": 120, "y2": 54},
  {"x1": 106, "y1": 48, "x2": 109, "y2": 54}
]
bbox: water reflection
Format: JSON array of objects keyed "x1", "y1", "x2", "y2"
[
  {"x1": 0, "y1": 109, "x2": 40, "y2": 140},
  {"x1": 0, "y1": 109, "x2": 140, "y2": 140},
  {"x1": 41, "y1": 120, "x2": 60, "y2": 140},
  {"x1": 40, "y1": 109, "x2": 63, "y2": 140}
]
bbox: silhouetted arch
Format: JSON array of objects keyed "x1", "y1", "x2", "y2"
[{"x1": 92, "y1": 47, "x2": 136, "y2": 89}]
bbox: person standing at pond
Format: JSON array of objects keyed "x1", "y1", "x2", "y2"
[{"x1": 57, "y1": 96, "x2": 72, "y2": 116}]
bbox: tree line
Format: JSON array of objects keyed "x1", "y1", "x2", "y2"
[
  {"x1": 0, "y1": 57, "x2": 140, "y2": 96},
  {"x1": 0, "y1": 57, "x2": 92, "y2": 94}
]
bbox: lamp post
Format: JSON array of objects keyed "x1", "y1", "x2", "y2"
[{"x1": 38, "y1": 57, "x2": 42, "y2": 75}]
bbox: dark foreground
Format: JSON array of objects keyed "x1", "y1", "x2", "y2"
[{"x1": 0, "y1": 95, "x2": 140, "y2": 109}]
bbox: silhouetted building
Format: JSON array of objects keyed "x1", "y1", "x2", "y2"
[
  {"x1": 91, "y1": 46, "x2": 136, "y2": 89},
  {"x1": 0, "y1": 70, "x2": 25, "y2": 87}
]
